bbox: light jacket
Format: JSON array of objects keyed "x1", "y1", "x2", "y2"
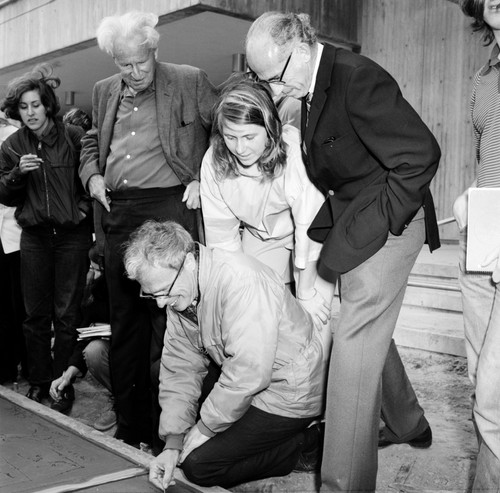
[{"x1": 158, "y1": 245, "x2": 327, "y2": 450}]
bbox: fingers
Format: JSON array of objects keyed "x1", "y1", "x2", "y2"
[
  {"x1": 148, "y1": 465, "x2": 164, "y2": 490},
  {"x1": 19, "y1": 154, "x2": 42, "y2": 174},
  {"x1": 88, "y1": 175, "x2": 111, "y2": 212},
  {"x1": 49, "y1": 378, "x2": 64, "y2": 400},
  {"x1": 49, "y1": 383, "x2": 59, "y2": 400},
  {"x1": 182, "y1": 190, "x2": 200, "y2": 209},
  {"x1": 149, "y1": 462, "x2": 175, "y2": 491},
  {"x1": 97, "y1": 193, "x2": 111, "y2": 212}
]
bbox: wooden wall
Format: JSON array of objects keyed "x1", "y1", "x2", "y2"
[
  {"x1": 0, "y1": 0, "x2": 487, "y2": 242},
  {"x1": 0, "y1": 0, "x2": 202, "y2": 68},
  {"x1": 359, "y1": 0, "x2": 489, "y2": 241},
  {"x1": 201, "y1": 0, "x2": 360, "y2": 49},
  {"x1": 0, "y1": 0, "x2": 359, "y2": 69}
]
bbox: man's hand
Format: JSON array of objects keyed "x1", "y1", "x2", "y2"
[
  {"x1": 149, "y1": 449, "x2": 180, "y2": 491},
  {"x1": 179, "y1": 425, "x2": 210, "y2": 464},
  {"x1": 482, "y1": 245, "x2": 500, "y2": 284},
  {"x1": 453, "y1": 190, "x2": 469, "y2": 231},
  {"x1": 182, "y1": 180, "x2": 200, "y2": 209},
  {"x1": 49, "y1": 366, "x2": 79, "y2": 401},
  {"x1": 88, "y1": 174, "x2": 111, "y2": 212}
]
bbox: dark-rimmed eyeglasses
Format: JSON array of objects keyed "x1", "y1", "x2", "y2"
[
  {"x1": 263, "y1": 51, "x2": 293, "y2": 86},
  {"x1": 139, "y1": 256, "x2": 186, "y2": 300}
]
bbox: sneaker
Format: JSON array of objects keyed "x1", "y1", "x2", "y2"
[{"x1": 93, "y1": 397, "x2": 117, "y2": 431}]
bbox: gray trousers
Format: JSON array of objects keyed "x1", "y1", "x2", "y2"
[{"x1": 321, "y1": 211, "x2": 429, "y2": 492}]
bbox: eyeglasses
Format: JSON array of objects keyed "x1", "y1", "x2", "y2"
[
  {"x1": 264, "y1": 51, "x2": 293, "y2": 86},
  {"x1": 139, "y1": 256, "x2": 186, "y2": 300}
]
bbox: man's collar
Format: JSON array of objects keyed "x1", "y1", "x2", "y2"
[
  {"x1": 120, "y1": 78, "x2": 156, "y2": 98},
  {"x1": 308, "y1": 43, "x2": 324, "y2": 95},
  {"x1": 481, "y1": 44, "x2": 500, "y2": 75}
]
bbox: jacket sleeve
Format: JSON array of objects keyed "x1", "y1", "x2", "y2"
[
  {"x1": 79, "y1": 83, "x2": 102, "y2": 190},
  {"x1": 196, "y1": 69, "x2": 218, "y2": 134},
  {"x1": 283, "y1": 127, "x2": 324, "y2": 268},
  {"x1": 0, "y1": 140, "x2": 27, "y2": 207},
  {"x1": 66, "y1": 125, "x2": 92, "y2": 218},
  {"x1": 199, "y1": 270, "x2": 283, "y2": 434},
  {"x1": 200, "y1": 149, "x2": 243, "y2": 252},
  {"x1": 158, "y1": 314, "x2": 209, "y2": 449},
  {"x1": 346, "y1": 63, "x2": 441, "y2": 235}
]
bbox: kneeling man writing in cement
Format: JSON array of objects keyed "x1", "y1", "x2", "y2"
[{"x1": 124, "y1": 220, "x2": 328, "y2": 490}]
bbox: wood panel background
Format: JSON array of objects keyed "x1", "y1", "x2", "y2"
[
  {"x1": 360, "y1": 0, "x2": 490, "y2": 241},
  {"x1": 0, "y1": 0, "x2": 491, "y2": 241},
  {"x1": 201, "y1": 0, "x2": 360, "y2": 49}
]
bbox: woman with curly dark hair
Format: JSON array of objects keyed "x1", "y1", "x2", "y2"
[{"x1": 0, "y1": 64, "x2": 92, "y2": 413}]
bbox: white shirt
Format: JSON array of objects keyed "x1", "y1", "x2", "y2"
[
  {"x1": 0, "y1": 122, "x2": 21, "y2": 253},
  {"x1": 200, "y1": 125, "x2": 323, "y2": 269}
]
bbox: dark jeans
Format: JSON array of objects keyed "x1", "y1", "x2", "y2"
[
  {"x1": 182, "y1": 406, "x2": 314, "y2": 488},
  {"x1": 102, "y1": 186, "x2": 197, "y2": 446},
  {"x1": 0, "y1": 246, "x2": 26, "y2": 383},
  {"x1": 21, "y1": 223, "x2": 91, "y2": 385}
]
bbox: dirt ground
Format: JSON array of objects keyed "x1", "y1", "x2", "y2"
[{"x1": 3, "y1": 347, "x2": 476, "y2": 493}]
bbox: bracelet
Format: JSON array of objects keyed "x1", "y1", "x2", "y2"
[{"x1": 297, "y1": 288, "x2": 317, "y2": 301}]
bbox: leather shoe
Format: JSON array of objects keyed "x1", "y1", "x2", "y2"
[
  {"x1": 293, "y1": 422, "x2": 324, "y2": 473},
  {"x1": 378, "y1": 425, "x2": 432, "y2": 449},
  {"x1": 26, "y1": 384, "x2": 50, "y2": 403},
  {"x1": 50, "y1": 384, "x2": 75, "y2": 414}
]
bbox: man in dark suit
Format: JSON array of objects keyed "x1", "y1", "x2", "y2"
[
  {"x1": 246, "y1": 11, "x2": 441, "y2": 492},
  {"x1": 79, "y1": 11, "x2": 218, "y2": 452}
]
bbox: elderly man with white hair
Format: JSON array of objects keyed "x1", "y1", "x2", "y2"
[{"x1": 79, "y1": 11, "x2": 218, "y2": 451}]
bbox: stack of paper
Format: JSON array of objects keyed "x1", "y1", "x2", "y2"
[
  {"x1": 77, "y1": 324, "x2": 111, "y2": 341},
  {"x1": 466, "y1": 188, "x2": 500, "y2": 273}
]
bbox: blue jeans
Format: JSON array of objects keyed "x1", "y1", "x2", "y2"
[
  {"x1": 21, "y1": 223, "x2": 91, "y2": 385},
  {"x1": 459, "y1": 231, "x2": 500, "y2": 490}
]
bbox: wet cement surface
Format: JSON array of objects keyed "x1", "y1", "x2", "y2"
[{"x1": 2, "y1": 347, "x2": 476, "y2": 493}]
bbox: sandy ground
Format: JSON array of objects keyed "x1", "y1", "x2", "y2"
[{"x1": 3, "y1": 347, "x2": 476, "y2": 493}]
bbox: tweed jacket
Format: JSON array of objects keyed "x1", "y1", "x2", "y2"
[{"x1": 79, "y1": 62, "x2": 218, "y2": 250}]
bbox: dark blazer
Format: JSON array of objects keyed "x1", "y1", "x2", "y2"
[
  {"x1": 79, "y1": 61, "x2": 218, "y2": 253},
  {"x1": 305, "y1": 45, "x2": 441, "y2": 279}
]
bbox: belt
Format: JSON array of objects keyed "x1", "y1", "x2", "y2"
[{"x1": 107, "y1": 185, "x2": 185, "y2": 201}]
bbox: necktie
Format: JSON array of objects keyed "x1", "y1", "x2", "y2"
[
  {"x1": 305, "y1": 92, "x2": 312, "y2": 115},
  {"x1": 301, "y1": 93, "x2": 312, "y2": 158}
]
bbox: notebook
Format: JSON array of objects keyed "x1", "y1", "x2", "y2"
[{"x1": 466, "y1": 188, "x2": 500, "y2": 273}]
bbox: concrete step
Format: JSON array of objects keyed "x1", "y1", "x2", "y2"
[
  {"x1": 395, "y1": 306, "x2": 466, "y2": 357},
  {"x1": 403, "y1": 284, "x2": 463, "y2": 312},
  {"x1": 404, "y1": 243, "x2": 461, "y2": 311},
  {"x1": 330, "y1": 243, "x2": 466, "y2": 357}
]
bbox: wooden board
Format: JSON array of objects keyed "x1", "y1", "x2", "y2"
[{"x1": 0, "y1": 387, "x2": 226, "y2": 493}]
